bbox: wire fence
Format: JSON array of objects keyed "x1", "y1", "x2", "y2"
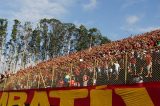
[
  {"x1": 51, "y1": 46, "x2": 160, "y2": 87},
  {"x1": 0, "y1": 46, "x2": 160, "y2": 90}
]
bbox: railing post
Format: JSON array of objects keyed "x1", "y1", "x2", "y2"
[{"x1": 125, "y1": 52, "x2": 128, "y2": 84}]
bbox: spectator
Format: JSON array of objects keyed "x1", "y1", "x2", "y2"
[
  {"x1": 113, "y1": 61, "x2": 120, "y2": 80},
  {"x1": 145, "y1": 52, "x2": 152, "y2": 78}
]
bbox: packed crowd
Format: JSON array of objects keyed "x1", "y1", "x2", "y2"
[{"x1": 1, "y1": 29, "x2": 160, "y2": 90}]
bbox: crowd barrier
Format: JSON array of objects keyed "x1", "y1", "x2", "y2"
[{"x1": 0, "y1": 82, "x2": 160, "y2": 106}]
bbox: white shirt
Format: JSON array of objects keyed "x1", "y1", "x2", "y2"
[{"x1": 114, "y1": 63, "x2": 120, "y2": 71}]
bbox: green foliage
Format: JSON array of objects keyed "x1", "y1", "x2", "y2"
[
  {"x1": 11, "y1": 19, "x2": 20, "y2": 41},
  {"x1": 31, "y1": 27, "x2": 41, "y2": 51},
  {"x1": 75, "y1": 25, "x2": 89, "y2": 51},
  {"x1": 0, "y1": 18, "x2": 7, "y2": 37},
  {"x1": 0, "y1": 18, "x2": 7, "y2": 47},
  {"x1": 48, "y1": 18, "x2": 64, "y2": 58}
]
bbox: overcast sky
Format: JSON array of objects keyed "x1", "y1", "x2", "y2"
[{"x1": 0, "y1": 0, "x2": 160, "y2": 41}]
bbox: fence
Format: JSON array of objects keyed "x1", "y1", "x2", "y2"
[
  {"x1": 52, "y1": 46, "x2": 160, "y2": 87},
  {"x1": 0, "y1": 46, "x2": 160, "y2": 90}
]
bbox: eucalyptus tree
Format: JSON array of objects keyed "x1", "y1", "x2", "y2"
[
  {"x1": 48, "y1": 18, "x2": 64, "y2": 58},
  {"x1": 62, "y1": 23, "x2": 76, "y2": 55},
  {"x1": 0, "y1": 18, "x2": 111, "y2": 73},
  {"x1": 0, "y1": 19, "x2": 7, "y2": 50},
  {"x1": 99, "y1": 36, "x2": 111, "y2": 45},
  {"x1": 40, "y1": 18, "x2": 49, "y2": 60},
  {"x1": 29, "y1": 26, "x2": 41, "y2": 64},
  {"x1": 88, "y1": 28, "x2": 111, "y2": 46},
  {"x1": 21, "y1": 22, "x2": 33, "y2": 68},
  {"x1": 9, "y1": 19, "x2": 21, "y2": 72},
  {"x1": 88, "y1": 28, "x2": 101, "y2": 47},
  {"x1": 75, "y1": 25, "x2": 89, "y2": 51},
  {"x1": 0, "y1": 18, "x2": 8, "y2": 72}
]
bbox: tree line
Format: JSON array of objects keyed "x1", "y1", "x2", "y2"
[{"x1": 0, "y1": 18, "x2": 110, "y2": 73}]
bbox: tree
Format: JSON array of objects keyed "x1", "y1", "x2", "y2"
[
  {"x1": 9, "y1": 19, "x2": 21, "y2": 72},
  {"x1": 0, "y1": 18, "x2": 7, "y2": 49},
  {"x1": 21, "y1": 22, "x2": 33, "y2": 68},
  {"x1": 88, "y1": 28, "x2": 111, "y2": 47},
  {"x1": 29, "y1": 26, "x2": 41, "y2": 63},
  {"x1": 62, "y1": 23, "x2": 76, "y2": 55},
  {"x1": 40, "y1": 18, "x2": 49, "y2": 60},
  {"x1": 48, "y1": 18, "x2": 64, "y2": 58},
  {"x1": 75, "y1": 25, "x2": 89, "y2": 51},
  {"x1": 0, "y1": 18, "x2": 111, "y2": 73},
  {"x1": 0, "y1": 18, "x2": 8, "y2": 73}
]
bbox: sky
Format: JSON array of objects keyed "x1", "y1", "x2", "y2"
[{"x1": 0, "y1": 0, "x2": 160, "y2": 41}]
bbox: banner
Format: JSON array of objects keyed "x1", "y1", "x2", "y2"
[{"x1": 0, "y1": 82, "x2": 160, "y2": 106}]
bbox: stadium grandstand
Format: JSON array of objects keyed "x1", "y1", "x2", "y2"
[{"x1": 1, "y1": 29, "x2": 160, "y2": 90}]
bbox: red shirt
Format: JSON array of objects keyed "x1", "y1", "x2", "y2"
[
  {"x1": 70, "y1": 80, "x2": 75, "y2": 86},
  {"x1": 130, "y1": 57, "x2": 136, "y2": 64}
]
